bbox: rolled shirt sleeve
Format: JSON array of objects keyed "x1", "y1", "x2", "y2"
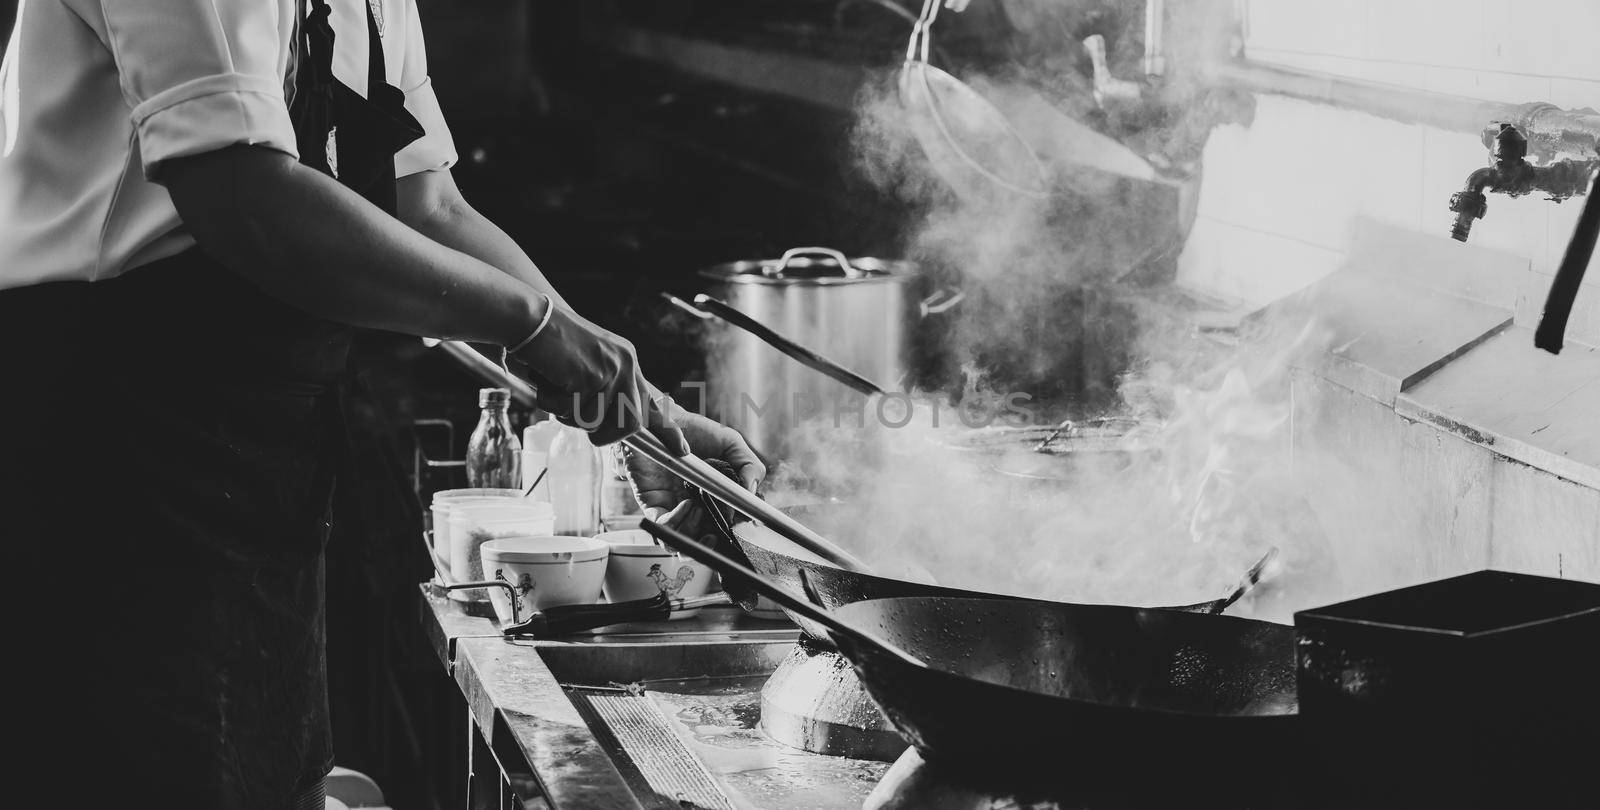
[
  {"x1": 67, "y1": 0, "x2": 300, "y2": 178},
  {"x1": 393, "y1": 0, "x2": 457, "y2": 177}
]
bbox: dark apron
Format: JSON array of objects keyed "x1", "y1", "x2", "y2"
[{"x1": 1, "y1": 2, "x2": 420, "y2": 808}]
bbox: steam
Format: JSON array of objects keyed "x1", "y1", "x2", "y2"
[
  {"x1": 764, "y1": 294, "x2": 1346, "y2": 622},
  {"x1": 744, "y1": 12, "x2": 1350, "y2": 623},
  {"x1": 700, "y1": 4, "x2": 1491, "y2": 625}
]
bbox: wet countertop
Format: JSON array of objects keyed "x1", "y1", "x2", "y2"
[
  {"x1": 420, "y1": 584, "x2": 807, "y2": 809},
  {"x1": 1397, "y1": 327, "x2": 1600, "y2": 490},
  {"x1": 1276, "y1": 267, "x2": 1515, "y2": 407},
  {"x1": 1280, "y1": 264, "x2": 1598, "y2": 490}
]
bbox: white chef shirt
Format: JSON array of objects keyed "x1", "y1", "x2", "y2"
[{"x1": 0, "y1": 0, "x2": 458, "y2": 291}]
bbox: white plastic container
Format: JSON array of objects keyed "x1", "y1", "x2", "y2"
[
  {"x1": 597, "y1": 529, "x2": 713, "y2": 619},
  {"x1": 548, "y1": 426, "x2": 601, "y2": 536},
  {"x1": 447, "y1": 501, "x2": 555, "y2": 602},
  {"x1": 479, "y1": 535, "x2": 609, "y2": 625},
  {"x1": 520, "y1": 418, "x2": 561, "y2": 502},
  {"x1": 429, "y1": 488, "x2": 523, "y2": 563}
]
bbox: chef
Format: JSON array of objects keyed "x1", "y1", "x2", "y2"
[{"x1": 0, "y1": 1, "x2": 762, "y2": 807}]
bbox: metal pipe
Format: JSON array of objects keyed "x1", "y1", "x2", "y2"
[
  {"x1": 1143, "y1": 0, "x2": 1165, "y2": 78},
  {"x1": 1447, "y1": 124, "x2": 1599, "y2": 242},
  {"x1": 1204, "y1": 59, "x2": 1600, "y2": 157}
]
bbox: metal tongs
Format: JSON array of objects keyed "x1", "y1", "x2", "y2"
[{"x1": 433, "y1": 340, "x2": 872, "y2": 574}]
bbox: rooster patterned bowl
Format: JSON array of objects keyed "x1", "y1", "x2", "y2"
[
  {"x1": 597, "y1": 529, "x2": 714, "y2": 619},
  {"x1": 478, "y1": 535, "x2": 609, "y2": 626}
]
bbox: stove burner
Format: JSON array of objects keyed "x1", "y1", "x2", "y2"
[{"x1": 759, "y1": 638, "x2": 906, "y2": 761}]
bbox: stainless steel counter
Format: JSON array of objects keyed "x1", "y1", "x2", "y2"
[{"x1": 421, "y1": 584, "x2": 887, "y2": 809}]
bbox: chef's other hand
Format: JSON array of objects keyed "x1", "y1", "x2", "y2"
[
  {"x1": 625, "y1": 409, "x2": 765, "y2": 518},
  {"x1": 512, "y1": 304, "x2": 688, "y2": 453}
]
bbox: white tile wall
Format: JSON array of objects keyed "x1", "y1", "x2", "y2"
[{"x1": 1180, "y1": 0, "x2": 1600, "y2": 344}]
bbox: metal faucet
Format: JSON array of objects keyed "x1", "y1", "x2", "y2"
[{"x1": 1449, "y1": 123, "x2": 1599, "y2": 242}]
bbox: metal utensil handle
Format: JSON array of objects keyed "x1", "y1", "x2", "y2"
[
  {"x1": 421, "y1": 530, "x2": 454, "y2": 586},
  {"x1": 516, "y1": 592, "x2": 733, "y2": 638},
  {"x1": 917, "y1": 287, "x2": 965, "y2": 316},
  {"x1": 905, "y1": 0, "x2": 940, "y2": 64},
  {"x1": 641, "y1": 518, "x2": 925, "y2": 668},
  {"x1": 1208, "y1": 547, "x2": 1280, "y2": 615},
  {"x1": 765, "y1": 246, "x2": 862, "y2": 278},
  {"x1": 661, "y1": 292, "x2": 712, "y2": 320},
  {"x1": 442, "y1": 579, "x2": 524, "y2": 624},
  {"x1": 622, "y1": 432, "x2": 873, "y2": 573},
  {"x1": 692, "y1": 295, "x2": 887, "y2": 396}
]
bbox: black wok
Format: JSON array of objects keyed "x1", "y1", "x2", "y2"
[
  {"x1": 709, "y1": 500, "x2": 1273, "y2": 642},
  {"x1": 644, "y1": 519, "x2": 1303, "y2": 790},
  {"x1": 831, "y1": 596, "x2": 1300, "y2": 782}
]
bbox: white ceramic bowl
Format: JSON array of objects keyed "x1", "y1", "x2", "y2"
[
  {"x1": 479, "y1": 535, "x2": 610, "y2": 625},
  {"x1": 597, "y1": 529, "x2": 714, "y2": 619},
  {"x1": 447, "y1": 501, "x2": 555, "y2": 601},
  {"x1": 429, "y1": 489, "x2": 525, "y2": 561}
]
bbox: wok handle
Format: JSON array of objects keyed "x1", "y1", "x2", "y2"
[
  {"x1": 508, "y1": 593, "x2": 733, "y2": 638},
  {"x1": 691, "y1": 295, "x2": 888, "y2": 397},
  {"x1": 1211, "y1": 546, "x2": 1279, "y2": 614},
  {"x1": 1163, "y1": 546, "x2": 1279, "y2": 615},
  {"x1": 622, "y1": 432, "x2": 874, "y2": 573},
  {"x1": 640, "y1": 518, "x2": 928, "y2": 669}
]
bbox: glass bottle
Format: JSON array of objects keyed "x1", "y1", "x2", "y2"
[
  {"x1": 466, "y1": 388, "x2": 520, "y2": 488},
  {"x1": 548, "y1": 425, "x2": 601, "y2": 536},
  {"x1": 599, "y1": 444, "x2": 642, "y2": 530}
]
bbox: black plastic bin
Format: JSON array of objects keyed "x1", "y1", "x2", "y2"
[{"x1": 1294, "y1": 570, "x2": 1600, "y2": 808}]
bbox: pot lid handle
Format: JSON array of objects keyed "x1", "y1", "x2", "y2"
[{"x1": 763, "y1": 246, "x2": 865, "y2": 278}]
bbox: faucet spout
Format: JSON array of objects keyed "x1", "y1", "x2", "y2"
[{"x1": 1450, "y1": 123, "x2": 1600, "y2": 242}]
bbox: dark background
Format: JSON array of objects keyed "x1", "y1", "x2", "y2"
[
  {"x1": 1, "y1": 3, "x2": 1144, "y2": 806},
  {"x1": 1, "y1": 3, "x2": 913, "y2": 807}
]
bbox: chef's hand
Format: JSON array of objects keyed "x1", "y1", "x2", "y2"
[
  {"x1": 511, "y1": 303, "x2": 688, "y2": 453},
  {"x1": 624, "y1": 407, "x2": 765, "y2": 523}
]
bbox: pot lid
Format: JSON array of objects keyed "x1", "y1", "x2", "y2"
[{"x1": 700, "y1": 246, "x2": 918, "y2": 286}]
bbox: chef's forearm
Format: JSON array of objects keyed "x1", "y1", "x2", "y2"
[
  {"x1": 156, "y1": 146, "x2": 547, "y2": 346},
  {"x1": 395, "y1": 169, "x2": 574, "y2": 310}
]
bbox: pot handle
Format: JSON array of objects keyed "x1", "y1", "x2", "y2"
[
  {"x1": 918, "y1": 286, "x2": 965, "y2": 317},
  {"x1": 764, "y1": 246, "x2": 864, "y2": 278}
]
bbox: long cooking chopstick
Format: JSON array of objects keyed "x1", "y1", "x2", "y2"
[
  {"x1": 622, "y1": 431, "x2": 872, "y2": 573},
  {"x1": 433, "y1": 340, "x2": 872, "y2": 573}
]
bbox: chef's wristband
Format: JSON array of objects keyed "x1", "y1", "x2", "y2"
[
  {"x1": 508, "y1": 292, "x2": 556, "y2": 355},
  {"x1": 498, "y1": 293, "x2": 556, "y2": 377}
]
